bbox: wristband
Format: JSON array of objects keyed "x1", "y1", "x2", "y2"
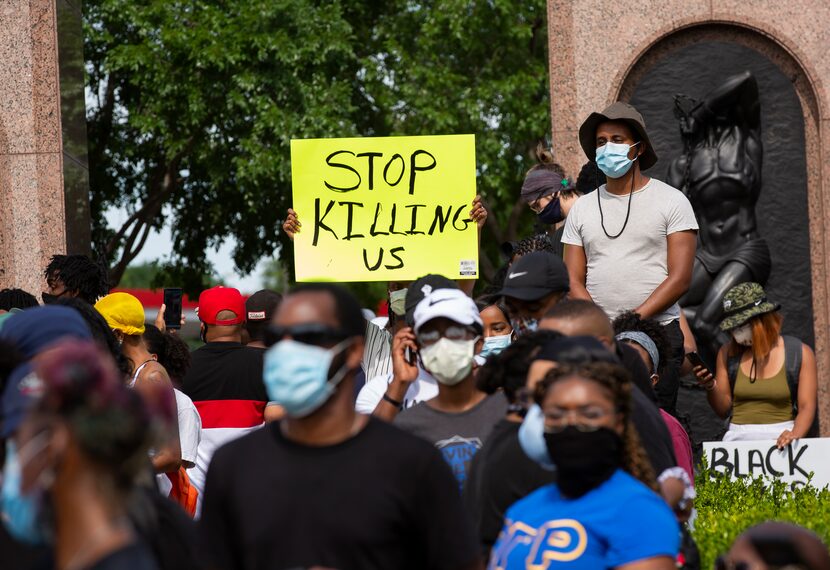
[
  {"x1": 382, "y1": 393, "x2": 403, "y2": 408},
  {"x1": 705, "y1": 379, "x2": 717, "y2": 392}
]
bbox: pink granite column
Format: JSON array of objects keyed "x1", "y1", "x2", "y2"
[{"x1": 0, "y1": 0, "x2": 67, "y2": 295}]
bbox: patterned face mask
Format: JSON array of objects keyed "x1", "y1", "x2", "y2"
[{"x1": 510, "y1": 316, "x2": 539, "y2": 337}]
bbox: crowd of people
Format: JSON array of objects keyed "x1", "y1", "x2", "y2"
[{"x1": 0, "y1": 101, "x2": 827, "y2": 569}]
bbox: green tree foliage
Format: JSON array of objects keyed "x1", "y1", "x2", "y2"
[
  {"x1": 85, "y1": 1, "x2": 549, "y2": 293},
  {"x1": 118, "y1": 261, "x2": 162, "y2": 289}
]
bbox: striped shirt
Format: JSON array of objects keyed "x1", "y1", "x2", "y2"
[{"x1": 182, "y1": 342, "x2": 268, "y2": 516}]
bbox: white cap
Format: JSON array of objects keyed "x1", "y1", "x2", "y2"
[{"x1": 413, "y1": 288, "x2": 483, "y2": 333}]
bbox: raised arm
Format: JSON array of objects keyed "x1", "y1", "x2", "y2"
[
  {"x1": 371, "y1": 327, "x2": 419, "y2": 421},
  {"x1": 458, "y1": 195, "x2": 487, "y2": 297}
]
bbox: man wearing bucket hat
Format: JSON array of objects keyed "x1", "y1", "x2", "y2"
[
  {"x1": 694, "y1": 282, "x2": 817, "y2": 447},
  {"x1": 562, "y1": 101, "x2": 699, "y2": 415}
]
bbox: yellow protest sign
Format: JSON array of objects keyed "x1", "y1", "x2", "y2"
[{"x1": 290, "y1": 135, "x2": 478, "y2": 282}]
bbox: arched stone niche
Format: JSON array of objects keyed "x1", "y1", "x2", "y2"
[{"x1": 546, "y1": 4, "x2": 830, "y2": 434}]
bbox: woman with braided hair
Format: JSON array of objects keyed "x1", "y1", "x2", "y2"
[{"x1": 489, "y1": 361, "x2": 679, "y2": 570}]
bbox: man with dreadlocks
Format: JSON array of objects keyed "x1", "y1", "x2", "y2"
[{"x1": 42, "y1": 254, "x2": 110, "y2": 305}]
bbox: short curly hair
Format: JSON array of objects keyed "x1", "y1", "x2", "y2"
[{"x1": 512, "y1": 234, "x2": 556, "y2": 261}]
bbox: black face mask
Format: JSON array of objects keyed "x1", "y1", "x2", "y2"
[
  {"x1": 544, "y1": 426, "x2": 622, "y2": 498},
  {"x1": 41, "y1": 292, "x2": 60, "y2": 305},
  {"x1": 537, "y1": 195, "x2": 564, "y2": 225}
]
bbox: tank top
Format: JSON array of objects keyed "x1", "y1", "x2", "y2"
[
  {"x1": 731, "y1": 358, "x2": 793, "y2": 424},
  {"x1": 129, "y1": 359, "x2": 155, "y2": 388}
]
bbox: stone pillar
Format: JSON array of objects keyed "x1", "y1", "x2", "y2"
[{"x1": 0, "y1": 0, "x2": 90, "y2": 296}]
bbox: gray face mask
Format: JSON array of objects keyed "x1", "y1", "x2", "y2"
[{"x1": 389, "y1": 289, "x2": 407, "y2": 316}]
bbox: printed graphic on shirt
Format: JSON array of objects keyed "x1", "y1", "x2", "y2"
[
  {"x1": 435, "y1": 435, "x2": 482, "y2": 490},
  {"x1": 489, "y1": 519, "x2": 588, "y2": 570}
]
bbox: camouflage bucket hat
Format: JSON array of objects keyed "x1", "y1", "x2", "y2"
[{"x1": 719, "y1": 282, "x2": 780, "y2": 331}]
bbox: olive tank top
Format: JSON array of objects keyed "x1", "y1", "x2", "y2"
[{"x1": 731, "y1": 360, "x2": 793, "y2": 424}]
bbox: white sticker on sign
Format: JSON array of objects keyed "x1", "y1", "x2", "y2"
[{"x1": 459, "y1": 259, "x2": 477, "y2": 276}]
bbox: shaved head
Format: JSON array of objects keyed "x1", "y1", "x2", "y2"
[{"x1": 539, "y1": 300, "x2": 615, "y2": 349}]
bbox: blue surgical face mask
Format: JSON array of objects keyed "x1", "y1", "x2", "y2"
[
  {"x1": 537, "y1": 195, "x2": 564, "y2": 225},
  {"x1": 518, "y1": 404, "x2": 556, "y2": 471},
  {"x1": 1, "y1": 437, "x2": 51, "y2": 545},
  {"x1": 595, "y1": 141, "x2": 639, "y2": 179},
  {"x1": 479, "y1": 333, "x2": 512, "y2": 360},
  {"x1": 263, "y1": 339, "x2": 352, "y2": 418}
]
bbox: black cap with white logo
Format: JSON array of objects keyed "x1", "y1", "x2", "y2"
[{"x1": 497, "y1": 251, "x2": 570, "y2": 301}]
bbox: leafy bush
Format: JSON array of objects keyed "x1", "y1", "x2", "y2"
[{"x1": 692, "y1": 465, "x2": 830, "y2": 568}]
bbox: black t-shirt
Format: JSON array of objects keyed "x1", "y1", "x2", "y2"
[
  {"x1": 463, "y1": 419, "x2": 557, "y2": 549},
  {"x1": 0, "y1": 524, "x2": 49, "y2": 570},
  {"x1": 131, "y1": 486, "x2": 206, "y2": 570},
  {"x1": 181, "y1": 342, "x2": 268, "y2": 403},
  {"x1": 86, "y1": 542, "x2": 158, "y2": 570},
  {"x1": 200, "y1": 418, "x2": 480, "y2": 570}
]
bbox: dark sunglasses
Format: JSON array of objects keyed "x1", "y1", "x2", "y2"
[{"x1": 264, "y1": 323, "x2": 350, "y2": 348}]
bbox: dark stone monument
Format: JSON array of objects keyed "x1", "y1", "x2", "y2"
[
  {"x1": 630, "y1": 42, "x2": 813, "y2": 446},
  {"x1": 668, "y1": 71, "x2": 771, "y2": 363},
  {"x1": 631, "y1": 41, "x2": 813, "y2": 352}
]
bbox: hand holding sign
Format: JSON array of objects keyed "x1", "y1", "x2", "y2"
[
  {"x1": 290, "y1": 135, "x2": 478, "y2": 282},
  {"x1": 777, "y1": 429, "x2": 796, "y2": 450},
  {"x1": 283, "y1": 208, "x2": 301, "y2": 240},
  {"x1": 469, "y1": 195, "x2": 487, "y2": 231}
]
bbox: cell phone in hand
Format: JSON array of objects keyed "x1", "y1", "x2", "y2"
[
  {"x1": 686, "y1": 352, "x2": 710, "y2": 375},
  {"x1": 405, "y1": 346, "x2": 417, "y2": 366},
  {"x1": 163, "y1": 288, "x2": 183, "y2": 330}
]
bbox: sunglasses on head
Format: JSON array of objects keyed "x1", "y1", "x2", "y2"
[{"x1": 264, "y1": 323, "x2": 350, "y2": 348}]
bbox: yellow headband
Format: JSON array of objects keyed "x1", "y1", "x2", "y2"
[{"x1": 94, "y1": 292, "x2": 146, "y2": 336}]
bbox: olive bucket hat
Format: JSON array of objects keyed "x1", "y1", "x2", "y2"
[
  {"x1": 719, "y1": 282, "x2": 780, "y2": 331},
  {"x1": 578, "y1": 101, "x2": 658, "y2": 171}
]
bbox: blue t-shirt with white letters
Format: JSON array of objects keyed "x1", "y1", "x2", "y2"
[{"x1": 488, "y1": 469, "x2": 679, "y2": 569}]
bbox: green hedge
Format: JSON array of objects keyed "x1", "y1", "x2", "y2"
[{"x1": 692, "y1": 466, "x2": 830, "y2": 568}]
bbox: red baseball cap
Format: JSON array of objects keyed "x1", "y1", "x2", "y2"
[{"x1": 198, "y1": 286, "x2": 246, "y2": 325}]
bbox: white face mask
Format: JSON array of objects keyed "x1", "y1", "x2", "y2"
[
  {"x1": 419, "y1": 337, "x2": 477, "y2": 386},
  {"x1": 732, "y1": 323, "x2": 753, "y2": 346}
]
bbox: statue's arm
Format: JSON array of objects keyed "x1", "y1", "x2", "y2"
[{"x1": 691, "y1": 71, "x2": 760, "y2": 129}]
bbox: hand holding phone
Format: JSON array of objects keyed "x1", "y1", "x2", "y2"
[
  {"x1": 391, "y1": 327, "x2": 419, "y2": 385},
  {"x1": 686, "y1": 352, "x2": 715, "y2": 390}
]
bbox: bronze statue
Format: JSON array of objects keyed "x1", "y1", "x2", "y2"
[{"x1": 668, "y1": 71, "x2": 771, "y2": 360}]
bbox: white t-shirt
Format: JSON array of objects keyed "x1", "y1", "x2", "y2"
[
  {"x1": 174, "y1": 388, "x2": 201, "y2": 466},
  {"x1": 562, "y1": 178, "x2": 698, "y2": 322},
  {"x1": 355, "y1": 367, "x2": 439, "y2": 414}
]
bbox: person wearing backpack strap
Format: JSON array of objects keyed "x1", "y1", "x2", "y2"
[{"x1": 693, "y1": 282, "x2": 817, "y2": 448}]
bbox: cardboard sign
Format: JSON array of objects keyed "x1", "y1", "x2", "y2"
[
  {"x1": 290, "y1": 135, "x2": 478, "y2": 282},
  {"x1": 702, "y1": 438, "x2": 830, "y2": 489}
]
